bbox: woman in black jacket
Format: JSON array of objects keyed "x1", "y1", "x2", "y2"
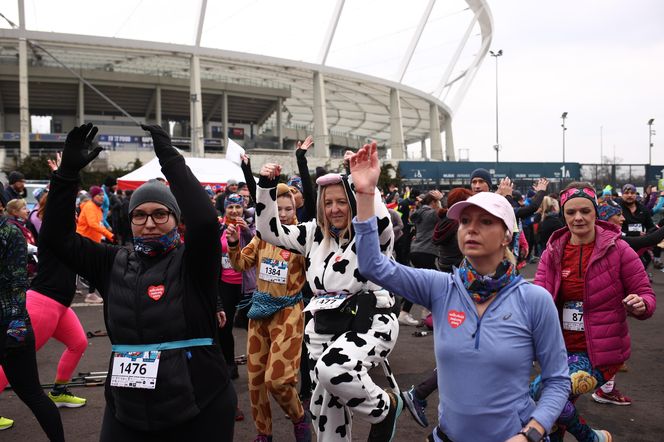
[
  {"x1": 40, "y1": 123, "x2": 236, "y2": 441},
  {"x1": 536, "y1": 196, "x2": 564, "y2": 252}
]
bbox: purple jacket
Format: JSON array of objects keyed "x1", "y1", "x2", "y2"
[{"x1": 534, "y1": 220, "x2": 656, "y2": 367}]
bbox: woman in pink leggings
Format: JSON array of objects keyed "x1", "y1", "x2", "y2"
[{"x1": 0, "y1": 190, "x2": 88, "y2": 431}]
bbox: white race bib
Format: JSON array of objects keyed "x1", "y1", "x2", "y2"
[
  {"x1": 259, "y1": 258, "x2": 288, "y2": 284},
  {"x1": 628, "y1": 223, "x2": 643, "y2": 233},
  {"x1": 304, "y1": 292, "x2": 350, "y2": 313},
  {"x1": 221, "y1": 254, "x2": 232, "y2": 269},
  {"x1": 110, "y1": 351, "x2": 160, "y2": 389},
  {"x1": 562, "y1": 301, "x2": 584, "y2": 331}
]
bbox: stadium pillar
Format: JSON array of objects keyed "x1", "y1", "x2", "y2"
[
  {"x1": 222, "y1": 93, "x2": 228, "y2": 151},
  {"x1": 155, "y1": 85, "x2": 162, "y2": 127},
  {"x1": 277, "y1": 97, "x2": 283, "y2": 149},
  {"x1": 429, "y1": 103, "x2": 443, "y2": 160},
  {"x1": 389, "y1": 88, "x2": 405, "y2": 160},
  {"x1": 77, "y1": 81, "x2": 85, "y2": 126},
  {"x1": 444, "y1": 115, "x2": 455, "y2": 161},
  {"x1": 18, "y1": 37, "x2": 30, "y2": 159},
  {"x1": 421, "y1": 138, "x2": 427, "y2": 159},
  {"x1": 189, "y1": 55, "x2": 204, "y2": 157},
  {"x1": 0, "y1": 89, "x2": 6, "y2": 132},
  {"x1": 312, "y1": 71, "x2": 329, "y2": 158}
]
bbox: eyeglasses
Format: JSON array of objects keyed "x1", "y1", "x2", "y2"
[
  {"x1": 560, "y1": 187, "x2": 597, "y2": 207},
  {"x1": 131, "y1": 210, "x2": 172, "y2": 225}
]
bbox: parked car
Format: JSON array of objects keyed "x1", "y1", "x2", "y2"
[{"x1": 25, "y1": 180, "x2": 49, "y2": 211}]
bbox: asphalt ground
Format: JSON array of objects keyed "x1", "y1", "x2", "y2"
[{"x1": 1, "y1": 262, "x2": 662, "y2": 441}]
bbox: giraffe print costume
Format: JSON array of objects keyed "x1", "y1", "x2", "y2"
[{"x1": 229, "y1": 186, "x2": 308, "y2": 438}]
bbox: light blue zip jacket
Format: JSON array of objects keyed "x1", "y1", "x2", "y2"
[{"x1": 354, "y1": 217, "x2": 569, "y2": 442}]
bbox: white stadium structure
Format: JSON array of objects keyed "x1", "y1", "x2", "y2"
[{"x1": 0, "y1": 0, "x2": 493, "y2": 174}]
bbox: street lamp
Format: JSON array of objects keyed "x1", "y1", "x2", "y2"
[
  {"x1": 648, "y1": 118, "x2": 655, "y2": 164},
  {"x1": 561, "y1": 112, "x2": 568, "y2": 165},
  {"x1": 489, "y1": 49, "x2": 503, "y2": 163}
]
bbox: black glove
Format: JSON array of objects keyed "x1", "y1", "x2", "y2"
[
  {"x1": 58, "y1": 123, "x2": 102, "y2": 179},
  {"x1": 141, "y1": 124, "x2": 180, "y2": 165}
]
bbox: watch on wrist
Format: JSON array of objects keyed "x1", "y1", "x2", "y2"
[{"x1": 518, "y1": 427, "x2": 543, "y2": 442}]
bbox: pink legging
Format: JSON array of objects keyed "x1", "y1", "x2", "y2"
[{"x1": 0, "y1": 290, "x2": 88, "y2": 390}]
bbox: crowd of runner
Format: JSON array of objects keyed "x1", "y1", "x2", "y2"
[{"x1": 0, "y1": 123, "x2": 658, "y2": 442}]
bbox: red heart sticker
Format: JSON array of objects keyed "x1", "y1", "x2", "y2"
[
  {"x1": 447, "y1": 310, "x2": 466, "y2": 328},
  {"x1": 280, "y1": 250, "x2": 291, "y2": 261},
  {"x1": 147, "y1": 285, "x2": 165, "y2": 301}
]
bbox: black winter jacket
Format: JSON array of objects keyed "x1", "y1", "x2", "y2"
[{"x1": 41, "y1": 153, "x2": 228, "y2": 431}]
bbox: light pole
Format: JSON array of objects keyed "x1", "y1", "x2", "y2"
[
  {"x1": 489, "y1": 49, "x2": 502, "y2": 163},
  {"x1": 561, "y1": 112, "x2": 568, "y2": 165},
  {"x1": 648, "y1": 118, "x2": 655, "y2": 164}
]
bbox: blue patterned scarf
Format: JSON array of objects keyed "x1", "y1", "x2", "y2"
[
  {"x1": 133, "y1": 227, "x2": 180, "y2": 257},
  {"x1": 458, "y1": 258, "x2": 517, "y2": 304}
]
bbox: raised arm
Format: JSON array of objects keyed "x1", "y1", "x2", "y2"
[
  {"x1": 254, "y1": 163, "x2": 316, "y2": 255},
  {"x1": 40, "y1": 124, "x2": 118, "y2": 295},
  {"x1": 240, "y1": 154, "x2": 257, "y2": 202},
  {"x1": 141, "y1": 125, "x2": 220, "y2": 296},
  {"x1": 295, "y1": 136, "x2": 317, "y2": 222},
  {"x1": 351, "y1": 142, "x2": 442, "y2": 307}
]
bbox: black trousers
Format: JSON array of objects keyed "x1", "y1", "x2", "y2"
[
  {"x1": 218, "y1": 281, "x2": 243, "y2": 367},
  {"x1": 100, "y1": 382, "x2": 237, "y2": 441},
  {"x1": 414, "y1": 368, "x2": 438, "y2": 400},
  {"x1": 0, "y1": 329, "x2": 64, "y2": 442}
]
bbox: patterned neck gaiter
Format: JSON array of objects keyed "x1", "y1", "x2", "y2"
[
  {"x1": 458, "y1": 258, "x2": 517, "y2": 304},
  {"x1": 133, "y1": 227, "x2": 180, "y2": 257}
]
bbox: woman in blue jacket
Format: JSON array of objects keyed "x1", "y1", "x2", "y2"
[{"x1": 349, "y1": 143, "x2": 570, "y2": 442}]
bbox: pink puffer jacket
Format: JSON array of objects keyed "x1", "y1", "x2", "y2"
[{"x1": 534, "y1": 220, "x2": 656, "y2": 367}]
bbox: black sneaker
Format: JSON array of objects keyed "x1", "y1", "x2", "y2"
[{"x1": 368, "y1": 391, "x2": 403, "y2": 442}]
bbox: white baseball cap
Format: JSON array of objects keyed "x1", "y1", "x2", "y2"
[{"x1": 447, "y1": 191, "x2": 516, "y2": 235}]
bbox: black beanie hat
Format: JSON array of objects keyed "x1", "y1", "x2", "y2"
[
  {"x1": 129, "y1": 179, "x2": 181, "y2": 222},
  {"x1": 8, "y1": 171, "x2": 25, "y2": 185},
  {"x1": 470, "y1": 168, "x2": 492, "y2": 187}
]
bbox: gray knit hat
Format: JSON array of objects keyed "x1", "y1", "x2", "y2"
[{"x1": 129, "y1": 179, "x2": 181, "y2": 222}]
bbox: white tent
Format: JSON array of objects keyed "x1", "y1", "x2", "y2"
[{"x1": 117, "y1": 156, "x2": 246, "y2": 190}]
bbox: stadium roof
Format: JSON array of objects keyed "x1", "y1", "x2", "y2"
[{"x1": 0, "y1": 0, "x2": 493, "y2": 147}]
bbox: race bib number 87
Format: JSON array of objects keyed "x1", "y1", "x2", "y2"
[{"x1": 562, "y1": 301, "x2": 584, "y2": 331}]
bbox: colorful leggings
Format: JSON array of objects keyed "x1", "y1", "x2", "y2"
[
  {"x1": 247, "y1": 302, "x2": 305, "y2": 436},
  {"x1": 530, "y1": 352, "x2": 620, "y2": 442},
  {"x1": 0, "y1": 290, "x2": 88, "y2": 390}
]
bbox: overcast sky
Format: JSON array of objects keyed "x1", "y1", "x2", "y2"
[
  {"x1": 4, "y1": 0, "x2": 664, "y2": 165},
  {"x1": 452, "y1": 0, "x2": 664, "y2": 165}
]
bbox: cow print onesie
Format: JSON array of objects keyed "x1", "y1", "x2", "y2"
[{"x1": 255, "y1": 174, "x2": 398, "y2": 442}]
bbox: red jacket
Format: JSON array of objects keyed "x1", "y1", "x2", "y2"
[{"x1": 534, "y1": 220, "x2": 656, "y2": 367}]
